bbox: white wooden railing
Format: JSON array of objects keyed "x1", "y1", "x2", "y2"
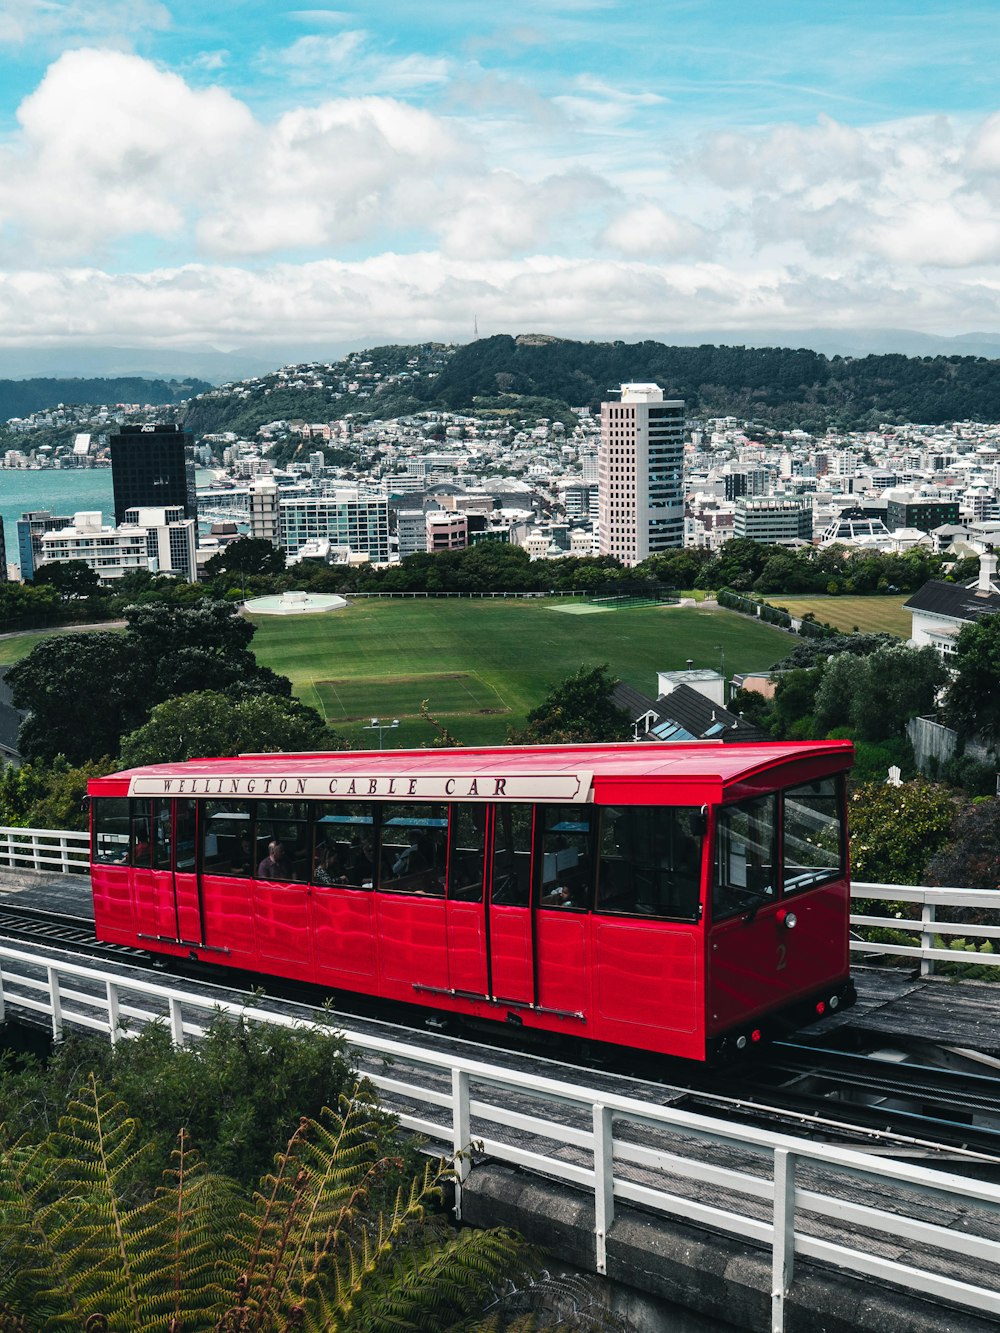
[
  {"x1": 852, "y1": 881, "x2": 1000, "y2": 976},
  {"x1": 0, "y1": 942, "x2": 995, "y2": 1333},
  {"x1": 0, "y1": 825, "x2": 89, "y2": 875}
]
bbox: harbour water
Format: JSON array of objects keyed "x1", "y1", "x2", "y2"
[
  {"x1": 0, "y1": 470, "x2": 114, "y2": 573},
  {"x1": 0, "y1": 468, "x2": 217, "y2": 575}
]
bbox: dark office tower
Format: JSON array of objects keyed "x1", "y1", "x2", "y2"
[{"x1": 110, "y1": 424, "x2": 197, "y2": 526}]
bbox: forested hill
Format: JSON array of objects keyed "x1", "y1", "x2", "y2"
[
  {"x1": 418, "y1": 335, "x2": 1000, "y2": 430},
  {"x1": 0, "y1": 376, "x2": 212, "y2": 421}
]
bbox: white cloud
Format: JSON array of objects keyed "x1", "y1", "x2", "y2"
[
  {"x1": 0, "y1": 0, "x2": 169, "y2": 47},
  {"x1": 601, "y1": 203, "x2": 704, "y2": 259},
  {"x1": 0, "y1": 48, "x2": 255, "y2": 256},
  {"x1": 264, "y1": 31, "x2": 451, "y2": 91},
  {"x1": 2, "y1": 253, "x2": 999, "y2": 352},
  {"x1": 436, "y1": 170, "x2": 616, "y2": 260}
]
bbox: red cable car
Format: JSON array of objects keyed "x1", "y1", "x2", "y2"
[{"x1": 88, "y1": 740, "x2": 855, "y2": 1061}]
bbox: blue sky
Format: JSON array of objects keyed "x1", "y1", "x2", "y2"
[{"x1": 3, "y1": 1, "x2": 1000, "y2": 359}]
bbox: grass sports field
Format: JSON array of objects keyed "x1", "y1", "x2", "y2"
[
  {"x1": 248, "y1": 598, "x2": 792, "y2": 746},
  {"x1": 767, "y1": 594, "x2": 911, "y2": 638}
]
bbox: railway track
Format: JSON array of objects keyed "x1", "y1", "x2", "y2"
[{"x1": 1, "y1": 903, "x2": 999, "y2": 1166}]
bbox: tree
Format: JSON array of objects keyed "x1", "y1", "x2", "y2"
[
  {"x1": 125, "y1": 600, "x2": 293, "y2": 704},
  {"x1": 813, "y1": 644, "x2": 946, "y2": 742},
  {"x1": 33, "y1": 558, "x2": 102, "y2": 600},
  {"x1": 944, "y1": 614, "x2": 1000, "y2": 743},
  {"x1": 204, "y1": 535, "x2": 286, "y2": 580},
  {"x1": 7, "y1": 633, "x2": 146, "y2": 764},
  {"x1": 0, "y1": 755, "x2": 108, "y2": 830},
  {"x1": 848, "y1": 780, "x2": 956, "y2": 884},
  {"x1": 510, "y1": 664, "x2": 631, "y2": 744},
  {"x1": 8, "y1": 602, "x2": 298, "y2": 767},
  {"x1": 924, "y1": 800, "x2": 1000, "y2": 890},
  {"x1": 119, "y1": 690, "x2": 333, "y2": 768}
]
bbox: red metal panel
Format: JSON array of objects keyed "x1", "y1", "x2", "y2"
[
  {"x1": 131, "y1": 867, "x2": 163, "y2": 939},
  {"x1": 254, "y1": 882, "x2": 313, "y2": 970},
  {"x1": 198, "y1": 874, "x2": 257, "y2": 968},
  {"x1": 91, "y1": 865, "x2": 135, "y2": 945},
  {"x1": 446, "y1": 901, "x2": 487, "y2": 995},
  {"x1": 489, "y1": 905, "x2": 533, "y2": 1004},
  {"x1": 173, "y1": 872, "x2": 203, "y2": 946},
  {"x1": 708, "y1": 882, "x2": 849, "y2": 1034},
  {"x1": 595, "y1": 921, "x2": 701, "y2": 1036},
  {"x1": 534, "y1": 913, "x2": 590, "y2": 1020},
  {"x1": 311, "y1": 887, "x2": 376, "y2": 986},
  {"x1": 378, "y1": 897, "x2": 449, "y2": 992}
]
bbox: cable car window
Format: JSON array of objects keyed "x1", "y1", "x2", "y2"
[
  {"x1": 491, "y1": 804, "x2": 533, "y2": 905},
  {"x1": 448, "y1": 804, "x2": 486, "y2": 902},
  {"x1": 175, "y1": 800, "x2": 197, "y2": 872},
  {"x1": 254, "y1": 800, "x2": 310, "y2": 883},
  {"x1": 92, "y1": 798, "x2": 131, "y2": 865},
  {"x1": 129, "y1": 799, "x2": 151, "y2": 868},
  {"x1": 782, "y1": 778, "x2": 844, "y2": 894},
  {"x1": 538, "y1": 806, "x2": 595, "y2": 912},
  {"x1": 201, "y1": 801, "x2": 254, "y2": 877},
  {"x1": 597, "y1": 806, "x2": 702, "y2": 921},
  {"x1": 313, "y1": 803, "x2": 377, "y2": 890},
  {"x1": 151, "y1": 798, "x2": 172, "y2": 871},
  {"x1": 713, "y1": 795, "x2": 777, "y2": 922},
  {"x1": 379, "y1": 804, "x2": 448, "y2": 896}
]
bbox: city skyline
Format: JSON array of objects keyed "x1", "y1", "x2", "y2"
[{"x1": 4, "y1": 2, "x2": 1000, "y2": 362}]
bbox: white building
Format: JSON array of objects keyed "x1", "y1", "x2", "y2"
[
  {"x1": 123, "y1": 507, "x2": 198, "y2": 582},
  {"x1": 598, "y1": 383, "x2": 685, "y2": 566},
  {"x1": 38, "y1": 507, "x2": 197, "y2": 583}
]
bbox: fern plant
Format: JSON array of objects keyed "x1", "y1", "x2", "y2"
[{"x1": 0, "y1": 1076, "x2": 533, "y2": 1332}]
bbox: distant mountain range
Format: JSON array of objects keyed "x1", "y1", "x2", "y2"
[
  {"x1": 9, "y1": 330, "x2": 1000, "y2": 434},
  {"x1": 6, "y1": 328, "x2": 1000, "y2": 386},
  {"x1": 0, "y1": 376, "x2": 213, "y2": 423}
]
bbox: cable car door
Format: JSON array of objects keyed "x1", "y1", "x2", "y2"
[
  {"x1": 445, "y1": 804, "x2": 488, "y2": 996},
  {"x1": 487, "y1": 804, "x2": 534, "y2": 1006},
  {"x1": 149, "y1": 798, "x2": 203, "y2": 946},
  {"x1": 708, "y1": 795, "x2": 783, "y2": 1029}
]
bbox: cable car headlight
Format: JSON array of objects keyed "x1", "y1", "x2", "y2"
[{"x1": 776, "y1": 909, "x2": 797, "y2": 930}]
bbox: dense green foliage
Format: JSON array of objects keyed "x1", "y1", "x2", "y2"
[
  {"x1": 0, "y1": 375, "x2": 210, "y2": 420},
  {"x1": 849, "y1": 781, "x2": 957, "y2": 884},
  {"x1": 417, "y1": 335, "x2": 1000, "y2": 430},
  {"x1": 203, "y1": 536, "x2": 286, "y2": 579},
  {"x1": 0, "y1": 1018, "x2": 370, "y2": 1189},
  {"x1": 177, "y1": 337, "x2": 1000, "y2": 438},
  {"x1": 509, "y1": 664, "x2": 631, "y2": 745},
  {"x1": 0, "y1": 536, "x2": 958, "y2": 642},
  {"x1": 0, "y1": 755, "x2": 105, "y2": 830},
  {"x1": 119, "y1": 690, "x2": 335, "y2": 767},
  {"x1": 0, "y1": 1021, "x2": 538, "y2": 1330},
  {"x1": 812, "y1": 644, "x2": 946, "y2": 742},
  {"x1": 6, "y1": 601, "x2": 319, "y2": 765},
  {"x1": 944, "y1": 615, "x2": 1000, "y2": 742},
  {"x1": 925, "y1": 800, "x2": 1000, "y2": 889}
]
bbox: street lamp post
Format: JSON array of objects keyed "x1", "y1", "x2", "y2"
[
  {"x1": 714, "y1": 643, "x2": 727, "y2": 703},
  {"x1": 363, "y1": 717, "x2": 400, "y2": 750}
]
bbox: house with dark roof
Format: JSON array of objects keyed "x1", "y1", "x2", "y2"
[
  {"x1": 0, "y1": 667, "x2": 27, "y2": 768},
  {"x1": 612, "y1": 679, "x2": 769, "y2": 744},
  {"x1": 905, "y1": 550, "x2": 1000, "y2": 657}
]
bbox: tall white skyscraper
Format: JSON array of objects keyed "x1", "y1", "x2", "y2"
[{"x1": 598, "y1": 383, "x2": 685, "y2": 565}]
